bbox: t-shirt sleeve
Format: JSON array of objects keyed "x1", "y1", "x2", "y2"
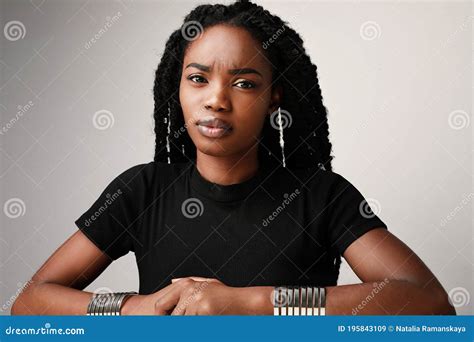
[
  {"x1": 326, "y1": 173, "x2": 388, "y2": 255},
  {"x1": 75, "y1": 163, "x2": 150, "y2": 260}
]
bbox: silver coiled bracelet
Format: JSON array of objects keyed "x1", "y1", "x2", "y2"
[
  {"x1": 86, "y1": 291, "x2": 137, "y2": 316},
  {"x1": 273, "y1": 286, "x2": 326, "y2": 316}
]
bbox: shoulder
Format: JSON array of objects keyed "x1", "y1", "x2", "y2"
[
  {"x1": 115, "y1": 160, "x2": 190, "y2": 185},
  {"x1": 281, "y1": 164, "x2": 348, "y2": 193},
  {"x1": 112, "y1": 161, "x2": 155, "y2": 189},
  {"x1": 117, "y1": 161, "x2": 189, "y2": 181}
]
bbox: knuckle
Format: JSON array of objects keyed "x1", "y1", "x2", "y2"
[
  {"x1": 180, "y1": 278, "x2": 194, "y2": 287},
  {"x1": 193, "y1": 292, "x2": 204, "y2": 302},
  {"x1": 184, "y1": 285, "x2": 194, "y2": 294},
  {"x1": 199, "y1": 299, "x2": 213, "y2": 314},
  {"x1": 154, "y1": 298, "x2": 164, "y2": 309}
]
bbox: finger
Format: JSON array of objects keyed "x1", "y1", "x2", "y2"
[
  {"x1": 170, "y1": 298, "x2": 187, "y2": 315},
  {"x1": 172, "y1": 276, "x2": 220, "y2": 283},
  {"x1": 170, "y1": 281, "x2": 209, "y2": 315},
  {"x1": 185, "y1": 276, "x2": 210, "y2": 282},
  {"x1": 170, "y1": 281, "x2": 207, "y2": 315},
  {"x1": 157, "y1": 281, "x2": 181, "y2": 295},
  {"x1": 185, "y1": 304, "x2": 198, "y2": 315},
  {"x1": 154, "y1": 281, "x2": 190, "y2": 315}
]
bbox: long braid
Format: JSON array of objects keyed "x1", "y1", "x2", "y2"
[
  {"x1": 236, "y1": 9, "x2": 331, "y2": 170},
  {"x1": 153, "y1": 1, "x2": 334, "y2": 171},
  {"x1": 152, "y1": 0, "x2": 340, "y2": 279}
]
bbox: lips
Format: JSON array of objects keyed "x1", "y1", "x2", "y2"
[
  {"x1": 196, "y1": 116, "x2": 233, "y2": 130},
  {"x1": 195, "y1": 116, "x2": 233, "y2": 138}
]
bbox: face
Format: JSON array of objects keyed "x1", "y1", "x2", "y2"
[{"x1": 179, "y1": 24, "x2": 281, "y2": 157}]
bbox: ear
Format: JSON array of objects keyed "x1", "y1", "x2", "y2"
[{"x1": 267, "y1": 85, "x2": 283, "y2": 116}]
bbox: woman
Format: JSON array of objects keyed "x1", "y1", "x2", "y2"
[{"x1": 12, "y1": 0, "x2": 454, "y2": 315}]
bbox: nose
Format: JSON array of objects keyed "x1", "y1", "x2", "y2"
[{"x1": 203, "y1": 85, "x2": 231, "y2": 112}]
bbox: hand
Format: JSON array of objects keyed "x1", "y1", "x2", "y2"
[
  {"x1": 170, "y1": 277, "x2": 238, "y2": 315},
  {"x1": 168, "y1": 276, "x2": 273, "y2": 315},
  {"x1": 119, "y1": 279, "x2": 208, "y2": 315},
  {"x1": 122, "y1": 276, "x2": 273, "y2": 315},
  {"x1": 120, "y1": 277, "x2": 227, "y2": 315}
]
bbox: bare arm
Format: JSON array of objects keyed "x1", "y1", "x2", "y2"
[
  {"x1": 249, "y1": 228, "x2": 456, "y2": 315},
  {"x1": 11, "y1": 230, "x2": 112, "y2": 315},
  {"x1": 131, "y1": 228, "x2": 456, "y2": 315},
  {"x1": 324, "y1": 228, "x2": 456, "y2": 315}
]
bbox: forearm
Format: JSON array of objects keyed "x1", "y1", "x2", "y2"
[
  {"x1": 326, "y1": 280, "x2": 455, "y2": 315},
  {"x1": 247, "y1": 280, "x2": 455, "y2": 315},
  {"x1": 11, "y1": 281, "x2": 93, "y2": 315},
  {"x1": 237, "y1": 286, "x2": 273, "y2": 315}
]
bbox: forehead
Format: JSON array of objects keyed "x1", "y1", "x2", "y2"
[{"x1": 183, "y1": 24, "x2": 271, "y2": 72}]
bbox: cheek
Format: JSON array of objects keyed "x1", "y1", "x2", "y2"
[
  {"x1": 179, "y1": 82, "x2": 190, "y2": 113},
  {"x1": 179, "y1": 85, "x2": 201, "y2": 124},
  {"x1": 233, "y1": 94, "x2": 270, "y2": 131}
]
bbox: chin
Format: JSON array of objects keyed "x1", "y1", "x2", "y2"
[{"x1": 195, "y1": 140, "x2": 233, "y2": 156}]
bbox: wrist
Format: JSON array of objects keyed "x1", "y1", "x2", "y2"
[
  {"x1": 239, "y1": 286, "x2": 274, "y2": 315},
  {"x1": 120, "y1": 294, "x2": 143, "y2": 316}
]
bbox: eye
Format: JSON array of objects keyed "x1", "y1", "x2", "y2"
[
  {"x1": 187, "y1": 75, "x2": 207, "y2": 84},
  {"x1": 234, "y1": 80, "x2": 256, "y2": 89}
]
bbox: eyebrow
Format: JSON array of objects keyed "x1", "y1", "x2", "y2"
[{"x1": 185, "y1": 63, "x2": 262, "y2": 77}]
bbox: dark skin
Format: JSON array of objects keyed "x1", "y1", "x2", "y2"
[
  {"x1": 11, "y1": 25, "x2": 455, "y2": 315},
  {"x1": 179, "y1": 24, "x2": 281, "y2": 186}
]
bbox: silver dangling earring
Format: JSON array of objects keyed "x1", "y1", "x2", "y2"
[
  {"x1": 277, "y1": 106, "x2": 287, "y2": 168},
  {"x1": 165, "y1": 101, "x2": 171, "y2": 164}
]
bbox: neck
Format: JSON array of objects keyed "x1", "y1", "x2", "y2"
[{"x1": 195, "y1": 146, "x2": 260, "y2": 186}]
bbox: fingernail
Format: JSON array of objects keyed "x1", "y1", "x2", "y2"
[{"x1": 171, "y1": 278, "x2": 183, "y2": 283}]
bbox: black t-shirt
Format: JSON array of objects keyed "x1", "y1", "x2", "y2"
[{"x1": 75, "y1": 160, "x2": 387, "y2": 295}]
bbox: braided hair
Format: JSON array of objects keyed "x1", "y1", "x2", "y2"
[{"x1": 153, "y1": 0, "x2": 334, "y2": 172}]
